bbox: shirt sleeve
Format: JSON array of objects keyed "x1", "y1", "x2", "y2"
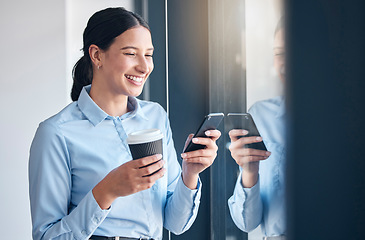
[
  {"x1": 161, "y1": 113, "x2": 202, "y2": 235},
  {"x1": 228, "y1": 170, "x2": 263, "y2": 232},
  {"x1": 29, "y1": 122, "x2": 110, "y2": 240}
]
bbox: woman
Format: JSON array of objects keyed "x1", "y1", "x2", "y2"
[
  {"x1": 29, "y1": 7, "x2": 220, "y2": 240},
  {"x1": 227, "y1": 17, "x2": 286, "y2": 240}
]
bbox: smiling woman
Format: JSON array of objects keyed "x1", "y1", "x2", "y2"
[
  {"x1": 88, "y1": 27, "x2": 154, "y2": 116},
  {"x1": 70, "y1": 7, "x2": 151, "y2": 104},
  {"x1": 28, "y1": 7, "x2": 221, "y2": 240}
]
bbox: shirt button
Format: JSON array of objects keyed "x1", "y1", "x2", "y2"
[
  {"x1": 152, "y1": 184, "x2": 157, "y2": 191},
  {"x1": 94, "y1": 213, "x2": 100, "y2": 220},
  {"x1": 81, "y1": 230, "x2": 87, "y2": 235}
]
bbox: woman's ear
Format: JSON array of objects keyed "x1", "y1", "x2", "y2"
[{"x1": 89, "y1": 44, "x2": 103, "y2": 69}]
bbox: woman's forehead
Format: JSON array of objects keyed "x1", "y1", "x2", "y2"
[{"x1": 113, "y1": 26, "x2": 153, "y2": 49}]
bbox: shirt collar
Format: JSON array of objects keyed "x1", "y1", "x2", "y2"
[
  {"x1": 275, "y1": 95, "x2": 286, "y2": 118},
  {"x1": 78, "y1": 85, "x2": 148, "y2": 126},
  {"x1": 125, "y1": 96, "x2": 149, "y2": 121}
]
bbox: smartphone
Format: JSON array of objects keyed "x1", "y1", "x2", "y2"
[
  {"x1": 183, "y1": 113, "x2": 224, "y2": 153},
  {"x1": 227, "y1": 113, "x2": 267, "y2": 151}
]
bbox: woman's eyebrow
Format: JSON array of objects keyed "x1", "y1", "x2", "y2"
[{"x1": 120, "y1": 46, "x2": 154, "y2": 51}]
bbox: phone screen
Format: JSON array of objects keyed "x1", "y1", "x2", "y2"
[
  {"x1": 183, "y1": 113, "x2": 224, "y2": 153},
  {"x1": 227, "y1": 113, "x2": 267, "y2": 151}
]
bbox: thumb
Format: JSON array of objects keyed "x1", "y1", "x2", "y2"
[{"x1": 183, "y1": 133, "x2": 195, "y2": 152}]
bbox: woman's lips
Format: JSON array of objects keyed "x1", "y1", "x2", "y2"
[{"x1": 125, "y1": 74, "x2": 144, "y2": 85}]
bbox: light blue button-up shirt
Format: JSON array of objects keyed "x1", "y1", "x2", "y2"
[
  {"x1": 228, "y1": 96, "x2": 286, "y2": 237},
  {"x1": 29, "y1": 85, "x2": 201, "y2": 240}
]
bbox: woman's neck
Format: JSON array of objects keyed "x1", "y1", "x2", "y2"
[{"x1": 89, "y1": 84, "x2": 129, "y2": 117}]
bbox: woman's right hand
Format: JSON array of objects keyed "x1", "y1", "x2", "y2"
[
  {"x1": 228, "y1": 129, "x2": 271, "y2": 187},
  {"x1": 92, "y1": 154, "x2": 166, "y2": 209}
]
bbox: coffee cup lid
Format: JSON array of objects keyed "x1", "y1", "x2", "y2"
[{"x1": 127, "y1": 129, "x2": 163, "y2": 144}]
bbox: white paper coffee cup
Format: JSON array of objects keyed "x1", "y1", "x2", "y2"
[{"x1": 127, "y1": 129, "x2": 163, "y2": 160}]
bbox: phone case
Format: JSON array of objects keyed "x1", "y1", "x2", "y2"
[
  {"x1": 183, "y1": 113, "x2": 224, "y2": 153},
  {"x1": 227, "y1": 113, "x2": 267, "y2": 151}
]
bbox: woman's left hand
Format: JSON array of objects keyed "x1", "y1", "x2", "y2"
[{"x1": 181, "y1": 130, "x2": 221, "y2": 189}]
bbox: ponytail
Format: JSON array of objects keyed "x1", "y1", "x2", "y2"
[{"x1": 71, "y1": 55, "x2": 92, "y2": 101}]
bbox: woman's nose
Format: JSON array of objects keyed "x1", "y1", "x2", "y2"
[{"x1": 136, "y1": 56, "x2": 149, "y2": 73}]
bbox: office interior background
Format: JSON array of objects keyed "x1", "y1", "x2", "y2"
[{"x1": 0, "y1": 0, "x2": 364, "y2": 240}]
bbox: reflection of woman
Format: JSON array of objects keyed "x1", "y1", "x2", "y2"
[
  {"x1": 228, "y1": 18, "x2": 286, "y2": 239},
  {"x1": 29, "y1": 8, "x2": 220, "y2": 240}
]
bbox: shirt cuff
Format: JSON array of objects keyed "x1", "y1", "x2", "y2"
[
  {"x1": 232, "y1": 171, "x2": 261, "y2": 205},
  {"x1": 64, "y1": 190, "x2": 111, "y2": 240},
  {"x1": 172, "y1": 175, "x2": 202, "y2": 233},
  {"x1": 228, "y1": 172, "x2": 263, "y2": 232},
  {"x1": 175, "y1": 175, "x2": 202, "y2": 208}
]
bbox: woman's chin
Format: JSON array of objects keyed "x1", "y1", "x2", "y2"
[{"x1": 128, "y1": 89, "x2": 144, "y2": 98}]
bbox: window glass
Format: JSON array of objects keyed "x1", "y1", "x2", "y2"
[{"x1": 245, "y1": 1, "x2": 286, "y2": 239}]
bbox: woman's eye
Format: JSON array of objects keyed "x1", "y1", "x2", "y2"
[
  {"x1": 124, "y1": 53, "x2": 136, "y2": 56},
  {"x1": 145, "y1": 54, "x2": 153, "y2": 58},
  {"x1": 274, "y1": 52, "x2": 285, "y2": 57}
]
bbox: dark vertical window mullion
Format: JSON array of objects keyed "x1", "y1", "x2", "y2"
[
  {"x1": 167, "y1": 0, "x2": 210, "y2": 239},
  {"x1": 135, "y1": 0, "x2": 151, "y2": 102}
]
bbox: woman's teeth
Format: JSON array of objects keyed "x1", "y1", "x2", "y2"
[{"x1": 125, "y1": 74, "x2": 143, "y2": 82}]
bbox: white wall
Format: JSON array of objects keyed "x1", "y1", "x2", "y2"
[
  {"x1": 0, "y1": 1, "x2": 67, "y2": 238},
  {"x1": 0, "y1": 1, "x2": 132, "y2": 239}
]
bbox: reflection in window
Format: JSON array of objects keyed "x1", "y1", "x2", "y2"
[{"x1": 227, "y1": 0, "x2": 286, "y2": 240}]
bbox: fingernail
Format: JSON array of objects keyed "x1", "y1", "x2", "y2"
[
  {"x1": 266, "y1": 151, "x2": 271, "y2": 156},
  {"x1": 205, "y1": 130, "x2": 211, "y2": 136},
  {"x1": 242, "y1": 130, "x2": 248, "y2": 135},
  {"x1": 192, "y1": 138, "x2": 198, "y2": 143},
  {"x1": 181, "y1": 153, "x2": 187, "y2": 158},
  {"x1": 256, "y1": 137, "x2": 262, "y2": 141},
  {"x1": 156, "y1": 154, "x2": 162, "y2": 159}
]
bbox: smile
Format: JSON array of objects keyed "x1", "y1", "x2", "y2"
[{"x1": 125, "y1": 74, "x2": 144, "y2": 83}]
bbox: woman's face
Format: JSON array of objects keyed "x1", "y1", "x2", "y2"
[
  {"x1": 100, "y1": 26, "x2": 154, "y2": 97},
  {"x1": 273, "y1": 28, "x2": 285, "y2": 82}
]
